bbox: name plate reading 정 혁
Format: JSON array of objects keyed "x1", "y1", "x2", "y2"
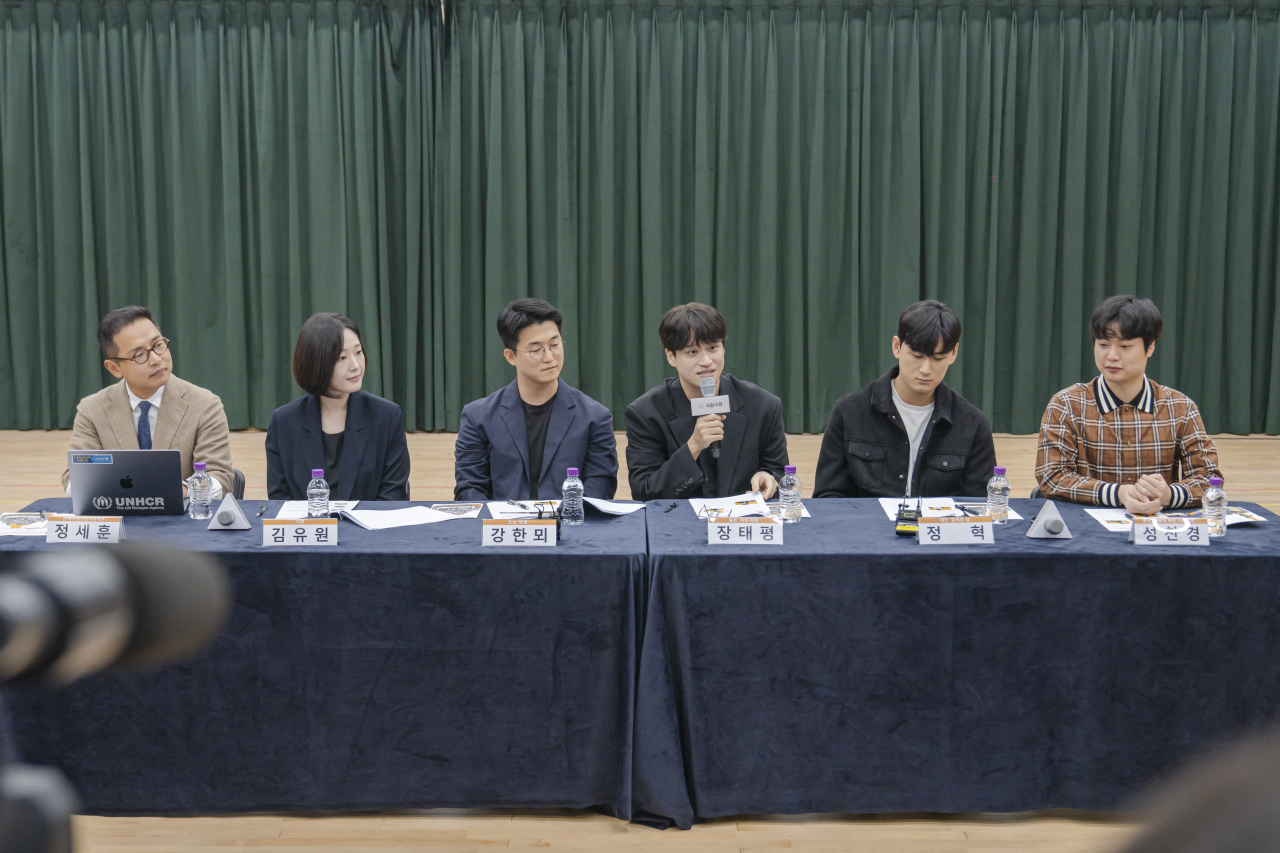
[
  {"x1": 918, "y1": 516, "x2": 995, "y2": 545},
  {"x1": 482, "y1": 518, "x2": 557, "y2": 547},
  {"x1": 707, "y1": 517, "x2": 782, "y2": 545},
  {"x1": 47, "y1": 516, "x2": 122, "y2": 544},
  {"x1": 263, "y1": 518, "x2": 338, "y2": 547},
  {"x1": 1130, "y1": 516, "x2": 1210, "y2": 547}
]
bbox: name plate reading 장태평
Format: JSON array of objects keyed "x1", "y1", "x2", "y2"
[
  {"x1": 47, "y1": 516, "x2": 122, "y2": 544},
  {"x1": 1129, "y1": 516, "x2": 1210, "y2": 546},
  {"x1": 263, "y1": 518, "x2": 338, "y2": 547},
  {"x1": 707, "y1": 517, "x2": 782, "y2": 545},
  {"x1": 482, "y1": 518, "x2": 557, "y2": 547},
  {"x1": 918, "y1": 516, "x2": 995, "y2": 545}
]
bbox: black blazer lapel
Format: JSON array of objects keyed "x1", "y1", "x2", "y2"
[
  {"x1": 498, "y1": 382, "x2": 532, "y2": 491},
  {"x1": 717, "y1": 375, "x2": 747, "y2": 494},
  {"x1": 665, "y1": 379, "x2": 697, "y2": 454},
  {"x1": 538, "y1": 388, "x2": 578, "y2": 487},
  {"x1": 299, "y1": 395, "x2": 328, "y2": 493},
  {"x1": 334, "y1": 392, "x2": 369, "y2": 502}
]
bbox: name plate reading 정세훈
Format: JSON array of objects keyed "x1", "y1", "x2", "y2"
[
  {"x1": 707, "y1": 517, "x2": 782, "y2": 545},
  {"x1": 918, "y1": 516, "x2": 995, "y2": 545},
  {"x1": 482, "y1": 518, "x2": 557, "y2": 546},
  {"x1": 1129, "y1": 516, "x2": 1210, "y2": 546},
  {"x1": 690, "y1": 395, "x2": 730, "y2": 416},
  {"x1": 46, "y1": 516, "x2": 122, "y2": 544},
  {"x1": 263, "y1": 518, "x2": 338, "y2": 547}
]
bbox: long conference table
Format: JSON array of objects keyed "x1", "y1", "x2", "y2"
[{"x1": 3, "y1": 497, "x2": 1280, "y2": 829}]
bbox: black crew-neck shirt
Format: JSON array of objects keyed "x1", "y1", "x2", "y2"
[
  {"x1": 523, "y1": 393, "x2": 557, "y2": 499},
  {"x1": 322, "y1": 431, "x2": 344, "y2": 496}
]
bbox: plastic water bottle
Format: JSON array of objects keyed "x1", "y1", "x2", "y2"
[
  {"x1": 561, "y1": 467, "x2": 585, "y2": 526},
  {"x1": 188, "y1": 462, "x2": 213, "y2": 520},
  {"x1": 1203, "y1": 476, "x2": 1227, "y2": 538},
  {"x1": 986, "y1": 466, "x2": 1010, "y2": 525},
  {"x1": 307, "y1": 469, "x2": 330, "y2": 518},
  {"x1": 779, "y1": 465, "x2": 802, "y2": 524}
]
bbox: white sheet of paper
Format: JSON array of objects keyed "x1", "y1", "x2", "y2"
[
  {"x1": 487, "y1": 500, "x2": 562, "y2": 519},
  {"x1": 584, "y1": 498, "x2": 646, "y2": 515},
  {"x1": 0, "y1": 522, "x2": 49, "y2": 537},
  {"x1": 689, "y1": 492, "x2": 771, "y2": 519},
  {"x1": 877, "y1": 497, "x2": 1023, "y2": 521},
  {"x1": 765, "y1": 501, "x2": 812, "y2": 518},
  {"x1": 277, "y1": 500, "x2": 360, "y2": 519},
  {"x1": 430, "y1": 503, "x2": 484, "y2": 519},
  {"x1": 1087, "y1": 506, "x2": 1268, "y2": 532},
  {"x1": 339, "y1": 506, "x2": 455, "y2": 530}
]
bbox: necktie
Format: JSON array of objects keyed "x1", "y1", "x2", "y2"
[{"x1": 137, "y1": 401, "x2": 152, "y2": 450}]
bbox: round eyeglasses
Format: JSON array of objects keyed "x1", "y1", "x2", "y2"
[{"x1": 110, "y1": 337, "x2": 171, "y2": 365}]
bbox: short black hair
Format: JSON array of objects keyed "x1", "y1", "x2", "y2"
[
  {"x1": 897, "y1": 300, "x2": 961, "y2": 355},
  {"x1": 98, "y1": 306, "x2": 158, "y2": 358},
  {"x1": 497, "y1": 298, "x2": 564, "y2": 351},
  {"x1": 659, "y1": 303, "x2": 727, "y2": 353},
  {"x1": 1090, "y1": 295, "x2": 1163, "y2": 349},
  {"x1": 292, "y1": 313, "x2": 364, "y2": 397}
]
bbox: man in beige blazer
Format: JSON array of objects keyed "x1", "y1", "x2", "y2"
[{"x1": 61, "y1": 306, "x2": 234, "y2": 497}]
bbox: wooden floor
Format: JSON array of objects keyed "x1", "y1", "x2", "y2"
[{"x1": 15, "y1": 428, "x2": 1275, "y2": 851}]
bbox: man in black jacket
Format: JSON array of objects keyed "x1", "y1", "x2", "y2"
[
  {"x1": 814, "y1": 300, "x2": 997, "y2": 499},
  {"x1": 625, "y1": 303, "x2": 789, "y2": 501}
]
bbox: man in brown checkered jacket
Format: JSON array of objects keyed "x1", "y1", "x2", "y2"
[{"x1": 1035, "y1": 296, "x2": 1221, "y2": 514}]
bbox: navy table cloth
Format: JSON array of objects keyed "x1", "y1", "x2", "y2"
[
  {"x1": 633, "y1": 498, "x2": 1280, "y2": 828},
  {"x1": 0, "y1": 499, "x2": 648, "y2": 818},
  {"x1": 4, "y1": 497, "x2": 1280, "y2": 828}
]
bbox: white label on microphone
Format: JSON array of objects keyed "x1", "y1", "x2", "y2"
[
  {"x1": 691, "y1": 395, "x2": 730, "y2": 416},
  {"x1": 46, "y1": 516, "x2": 122, "y2": 544}
]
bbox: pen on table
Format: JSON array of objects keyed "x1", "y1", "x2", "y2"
[
  {"x1": 256, "y1": 505, "x2": 268, "y2": 517},
  {"x1": 664, "y1": 502, "x2": 678, "y2": 512}
]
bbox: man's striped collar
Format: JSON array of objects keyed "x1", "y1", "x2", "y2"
[{"x1": 1094, "y1": 375, "x2": 1154, "y2": 415}]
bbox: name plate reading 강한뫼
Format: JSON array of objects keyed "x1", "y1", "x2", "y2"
[
  {"x1": 46, "y1": 516, "x2": 122, "y2": 544},
  {"x1": 482, "y1": 518, "x2": 557, "y2": 547},
  {"x1": 918, "y1": 516, "x2": 995, "y2": 545},
  {"x1": 1129, "y1": 516, "x2": 1210, "y2": 546},
  {"x1": 263, "y1": 518, "x2": 338, "y2": 547},
  {"x1": 690, "y1": 395, "x2": 730, "y2": 416},
  {"x1": 707, "y1": 517, "x2": 782, "y2": 545}
]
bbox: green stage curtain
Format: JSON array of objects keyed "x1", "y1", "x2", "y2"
[
  {"x1": 440, "y1": 0, "x2": 1280, "y2": 434},
  {"x1": 0, "y1": 0, "x2": 443, "y2": 430}
]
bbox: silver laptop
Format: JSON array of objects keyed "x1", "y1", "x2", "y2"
[{"x1": 68, "y1": 450, "x2": 186, "y2": 516}]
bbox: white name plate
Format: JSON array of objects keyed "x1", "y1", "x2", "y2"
[
  {"x1": 263, "y1": 518, "x2": 338, "y2": 547},
  {"x1": 47, "y1": 516, "x2": 122, "y2": 544},
  {"x1": 708, "y1": 517, "x2": 782, "y2": 545},
  {"x1": 691, "y1": 395, "x2": 730, "y2": 416},
  {"x1": 483, "y1": 518, "x2": 556, "y2": 546},
  {"x1": 1130, "y1": 516, "x2": 1210, "y2": 546},
  {"x1": 918, "y1": 516, "x2": 995, "y2": 545}
]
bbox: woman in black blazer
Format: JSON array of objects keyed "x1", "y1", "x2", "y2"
[{"x1": 265, "y1": 313, "x2": 410, "y2": 501}]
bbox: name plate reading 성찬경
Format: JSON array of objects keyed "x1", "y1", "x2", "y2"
[
  {"x1": 482, "y1": 518, "x2": 557, "y2": 547},
  {"x1": 918, "y1": 516, "x2": 995, "y2": 545},
  {"x1": 46, "y1": 516, "x2": 122, "y2": 544},
  {"x1": 1129, "y1": 516, "x2": 1210, "y2": 546},
  {"x1": 707, "y1": 517, "x2": 782, "y2": 545},
  {"x1": 263, "y1": 518, "x2": 338, "y2": 547}
]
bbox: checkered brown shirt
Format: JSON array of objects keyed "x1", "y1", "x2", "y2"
[{"x1": 1035, "y1": 376, "x2": 1220, "y2": 508}]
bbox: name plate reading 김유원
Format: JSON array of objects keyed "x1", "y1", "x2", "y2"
[
  {"x1": 708, "y1": 517, "x2": 782, "y2": 545},
  {"x1": 1130, "y1": 516, "x2": 1210, "y2": 547},
  {"x1": 918, "y1": 516, "x2": 994, "y2": 545},
  {"x1": 690, "y1": 395, "x2": 730, "y2": 416},
  {"x1": 46, "y1": 516, "x2": 122, "y2": 544},
  {"x1": 262, "y1": 518, "x2": 338, "y2": 547},
  {"x1": 482, "y1": 518, "x2": 557, "y2": 547}
]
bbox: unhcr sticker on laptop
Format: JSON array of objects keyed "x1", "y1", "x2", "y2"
[{"x1": 72, "y1": 454, "x2": 113, "y2": 464}]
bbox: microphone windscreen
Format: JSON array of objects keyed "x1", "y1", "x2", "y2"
[
  {"x1": 105, "y1": 544, "x2": 231, "y2": 673},
  {"x1": 1045, "y1": 518, "x2": 1064, "y2": 535},
  {"x1": 699, "y1": 377, "x2": 716, "y2": 397}
]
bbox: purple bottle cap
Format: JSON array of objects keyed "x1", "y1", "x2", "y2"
[
  {"x1": 312, "y1": 469, "x2": 324, "y2": 478},
  {"x1": 993, "y1": 466, "x2": 1006, "y2": 476},
  {"x1": 1209, "y1": 477, "x2": 1223, "y2": 486},
  {"x1": 193, "y1": 462, "x2": 206, "y2": 471},
  {"x1": 785, "y1": 465, "x2": 797, "y2": 474},
  {"x1": 567, "y1": 468, "x2": 580, "y2": 477}
]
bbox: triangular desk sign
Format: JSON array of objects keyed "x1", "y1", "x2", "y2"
[
  {"x1": 1026, "y1": 500, "x2": 1071, "y2": 539},
  {"x1": 208, "y1": 495, "x2": 252, "y2": 531}
]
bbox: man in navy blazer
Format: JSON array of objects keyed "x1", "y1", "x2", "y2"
[{"x1": 454, "y1": 299, "x2": 618, "y2": 501}]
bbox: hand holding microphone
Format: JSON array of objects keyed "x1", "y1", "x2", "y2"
[{"x1": 699, "y1": 377, "x2": 723, "y2": 460}]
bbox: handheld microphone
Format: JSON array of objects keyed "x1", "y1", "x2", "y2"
[{"x1": 699, "y1": 377, "x2": 721, "y2": 459}]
